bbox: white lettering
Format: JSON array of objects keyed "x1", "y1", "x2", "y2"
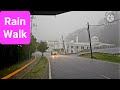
[
  {"x1": 3, "y1": 30, "x2": 27, "y2": 38},
  {"x1": 4, "y1": 17, "x2": 26, "y2": 25},
  {"x1": 11, "y1": 19, "x2": 17, "y2": 25},
  {"x1": 3, "y1": 30, "x2": 13, "y2": 38},
  {"x1": 5, "y1": 17, "x2": 11, "y2": 25},
  {"x1": 20, "y1": 19, "x2": 26, "y2": 25},
  {"x1": 13, "y1": 32, "x2": 18, "y2": 38},
  {"x1": 21, "y1": 30, "x2": 27, "y2": 38}
]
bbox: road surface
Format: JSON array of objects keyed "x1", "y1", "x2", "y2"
[{"x1": 46, "y1": 54, "x2": 120, "y2": 79}]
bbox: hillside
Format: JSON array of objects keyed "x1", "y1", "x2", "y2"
[{"x1": 65, "y1": 11, "x2": 120, "y2": 46}]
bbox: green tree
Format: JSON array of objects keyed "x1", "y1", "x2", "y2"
[
  {"x1": 17, "y1": 34, "x2": 38, "y2": 60},
  {"x1": 37, "y1": 41, "x2": 49, "y2": 57}
]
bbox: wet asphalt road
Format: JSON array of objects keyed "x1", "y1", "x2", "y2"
[{"x1": 47, "y1": 54, "x2": 120, "y2": 79}]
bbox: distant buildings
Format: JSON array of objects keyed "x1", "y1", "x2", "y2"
[
  {"x1": 65, "y1": 35, "x2": 115, "y2": 54},
  {"x1": 46, "y1": 40, "x2": 63, "y2": 52},
  {"x1": 46, "y1": 35, "x2": 115, "y2": 54}
]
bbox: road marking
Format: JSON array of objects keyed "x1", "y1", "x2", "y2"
[
  {"x1": 47, "y1": 56, "x2": 52, "y2": 79},
  {"x1": 101, "y1": 75, "x2": 111, "y2": 79},
  {"x1": 19, "y1": 57, "x2": 38, "y2": 79},
  {"x1": 1, "y1": 57, "x2": 36, "y2": 79},
  {"x1": 18, "y1": 66, "x2": 33, "y2": 79}
]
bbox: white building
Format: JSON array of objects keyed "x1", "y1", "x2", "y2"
[
  {"x1": 46, "y1": 35, "x2": 115, "y2": 54},
  {"x1": 46, "y1": 40, "x2": 63, "y2": 52},
  {"x1": 65, "y1": 35, "x2": 115, "y2": 54}
]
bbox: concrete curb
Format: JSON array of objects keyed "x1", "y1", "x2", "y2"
[
  {"x1": 1, "y1": 56, "x2": 36, "y2": 79},
  {"x1": 47, "y1": 56, "x2": 52, "y2": 79},
  {"x1": 79, "y1": 55, "x2": 120, "y2": 65},
  {"x1": 91, "y1": 58, "x2": 120, "y2": 65},
  {"x1": 19, "y1": 56, "x2": 38, "y2": 79}
]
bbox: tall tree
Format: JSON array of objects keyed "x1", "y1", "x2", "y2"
[{"x1": 37, "y1": 41, "x2": 49, "y2": 57}]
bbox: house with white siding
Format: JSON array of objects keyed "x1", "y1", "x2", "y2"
[{"x1": 65, "y1": 35, "x2": 115, "y2": 54}]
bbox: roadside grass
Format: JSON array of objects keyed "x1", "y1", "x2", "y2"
[
  {"x1": 80, "y1": 53, "x2": 120, "y2": 63},
  {"x1": 22, "y1": 56, "x2": 49, "y2": 79},
  {"x1": 80, "y1": 49, "x2": 90, "y2": 52},
  {"x1": 0, "y1": 57, "x2": 35, "y2": 79}
]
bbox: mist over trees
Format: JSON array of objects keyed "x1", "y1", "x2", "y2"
[{"x1": 65, "y1": 11, "x2": 120, "y2": 46}]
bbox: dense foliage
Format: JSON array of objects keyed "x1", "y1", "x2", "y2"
[
  {"x1": 0, "y1": 34, "x2": 38, "y2": 69},
  {"x1": 37, "y1": 41, "x2": 49, "y2": 57}
]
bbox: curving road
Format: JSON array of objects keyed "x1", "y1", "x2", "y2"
[{"x1": 46, "y1": 54, "x2": 120, "y2": 79}]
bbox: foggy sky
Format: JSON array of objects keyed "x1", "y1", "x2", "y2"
[{"x1": 32, "y1": 11, "x2": 107, "y2": 42}]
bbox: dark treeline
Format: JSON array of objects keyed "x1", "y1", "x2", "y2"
[{"x1": 0, "y1": 34, "x2": 38, "y2": 69}]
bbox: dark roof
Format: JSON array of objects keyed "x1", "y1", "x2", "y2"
[{"x1": 31, "y1": 11, "x2": 69, "y2": 15}]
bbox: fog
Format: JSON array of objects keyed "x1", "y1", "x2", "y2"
[{"x1": 31, "y1": 11, "x2": 107, "y2": 42}]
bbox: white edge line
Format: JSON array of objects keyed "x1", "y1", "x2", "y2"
[
  {"x1": 47, "y1": 56, "x2": 52, "y2": 79},
  {"x1": 101, "y1": 75, "x2": 111, "y2": 79}
]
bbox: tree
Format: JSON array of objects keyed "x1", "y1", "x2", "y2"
[
  {"x1": 37, "y1": 41, "x2": 49, "y2": 57},
  {"x1": 0, "y1": 33, "x2": 38, "y2": 69}
]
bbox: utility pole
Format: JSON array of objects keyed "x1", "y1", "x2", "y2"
[
  {"x1": 61, "y1": 35, "x2": 66, "y2": 55},
  {"x1": 29, "y1": 16, "x2": 33, "y2": 59},
  {"x1": 87, "y1": 22, "x2": 93, "y2": 59},
  {"x1": 54, "y1": 41, "x2": 55, "y2": 49},
  {"x1": 29, "y1": 15, "x2": 36, "y2": 59}
]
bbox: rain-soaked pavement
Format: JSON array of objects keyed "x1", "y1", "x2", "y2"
[{"x1": 46, "y1": 53, "x2": 120, "y2": 79}]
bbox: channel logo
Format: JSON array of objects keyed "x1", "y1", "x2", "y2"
[{"x1": 0, "y1": 11, "x2": 30, "y2": 45}]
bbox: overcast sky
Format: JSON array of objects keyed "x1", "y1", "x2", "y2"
[{"x1": 31, "y1": 11, "x2": 107, "y2": 42}]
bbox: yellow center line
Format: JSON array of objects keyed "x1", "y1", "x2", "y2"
[{"x1": 1, "y1": 57, "x2": 36, "y2": 79}]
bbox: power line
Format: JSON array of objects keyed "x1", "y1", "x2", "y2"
[
  {"x1": 67, "y1": 17, "x2": 120, "y2": 44},
  {"x1": 90, "y1": 23, "x2": 105, "y2": 26},
  {"x1": 89, "y1": 18, "x2": 120, "y2": 27},
  {"x1": 67, "y1": 17, "x2": 120, "y2": 38},
  {"x1": 66, "y1": 24, "x2": 87, "y2": 39},
  {"x1": 110, "y1": 17, "x2": 120, "y2": 23},
  {"x1": 74, "y1": 17, "x2": 120, "y2": 33},
  {"x1": 76, "y1": 17, "x2": 120, "y2": 35},
  {"x1": 78, "y1": 24, "x2": 87, "y2": 34}
]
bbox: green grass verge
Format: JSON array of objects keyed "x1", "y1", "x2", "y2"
[
  {"x1": 80, "y1": 53, "x2": 120, "y2": 63},
  {"x1": 0, "y1": 57, "x2": 35, "y2": 79},
  {"x1": 22, "y1": 56, "x2": 49, "y2": 79},
  {"x1": 80, "y1": 49, "x2": 90, "y2": 52}
]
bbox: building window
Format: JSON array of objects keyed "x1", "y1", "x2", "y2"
[
  {"x1": 76, "y1": 46, "x2": 78, "y2": 49},
  {"x1": 67, "y1": 49, "x2": 69, "y2": 52},
  {"x1": 71, "y1": 50, "x2": 73, "y2": 53},
  {"x1": 81, "y1": 46, "x2": 84, "y2": 49},
  {"x1": 81, "y1": 46, "x2": 82, "y2": 49},
  {"x1": 67, "y1": 45, "x2": 69, "y2": 48},
  {"x1": 71, "y1": 46, "x2": 73, "y2": 48},
  {"x1": 87, "y1": 47, "x2": 89, "y2": 49}
]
